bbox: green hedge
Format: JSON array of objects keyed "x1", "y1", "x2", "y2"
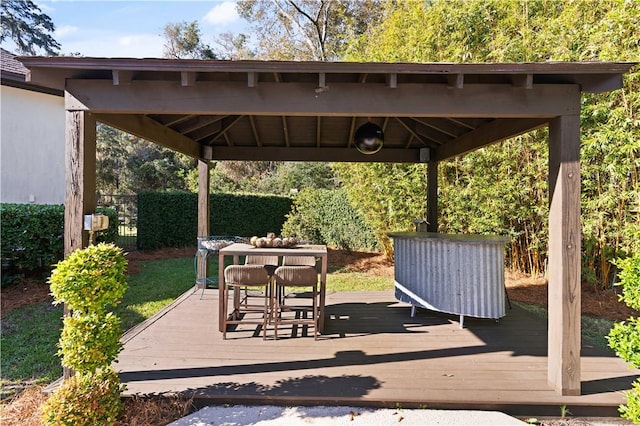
[
  {"x1": 0, "y1": 204, "x2": 118, "y2": 286},
  {"x1": 136, "y1": 192, "x2": 293, "y2": 250}
]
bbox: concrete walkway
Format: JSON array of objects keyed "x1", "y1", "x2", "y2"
[{"x1": 168, "y1": 405, "x2": 528, "y2": 425}]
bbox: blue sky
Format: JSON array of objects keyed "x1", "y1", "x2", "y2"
[{"x1": 2, "y1": 1, "x2": 248, "y2": 58}]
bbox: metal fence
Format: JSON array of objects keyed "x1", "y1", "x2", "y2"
[{"x1": 97, "y1": 194, "x2": 137, "y2": 251}]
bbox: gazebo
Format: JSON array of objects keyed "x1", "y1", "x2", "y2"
[{"x1": 20, "y1": 57, "x2": 635, "y2": 396}]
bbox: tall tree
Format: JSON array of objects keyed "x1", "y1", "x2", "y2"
[
  {"x1": 163, "y1": 21, "x2": 215, "y2": 59},
  {"x1": 237, "y1": 0, "x2": 385, "y2": 60},
  {"x1": 214, "y1": 31, "x2": 255, "y2": 60},
  {"x1": 0, "y1": 0, "x2": 60, "y2": 55},
  {"x1": 96, "y1": 124, "x2": 194, "y2": 195}
]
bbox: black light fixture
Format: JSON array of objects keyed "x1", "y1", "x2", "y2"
[{"x1": 354, "y1": 121, "x2": 384, "y2": 155}]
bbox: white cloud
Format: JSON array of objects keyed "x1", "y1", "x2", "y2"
[
  {"x1": 202, "y1": 1, "x2": 239, "y2": 26},
  {"x1": 55, "y1": 25, "x2": 79, "y2": 38}
]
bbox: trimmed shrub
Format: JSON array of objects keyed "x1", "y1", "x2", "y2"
[
  {"x1": 0, "y1": 204, "x2": 64, "y2": 285},
  {"x1": 49, "y1": 243, "x2": 128, "y2": 313},
  {"x1": 42, "y1": 244, "x2": 128, "y2": 425},
  {"x1": 137, "y1": 191, "x2": 293, "y2": 250},
  {"x1": 58, "y1": 312, "x2": 123, "y2": 372},
  {"x1": 40, "y1": 367, "x2": 124, "y2": 426},
  {"x1": 0, "y1": 204, "x2": 119, "y2": 286}
]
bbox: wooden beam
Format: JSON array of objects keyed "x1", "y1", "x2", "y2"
[
  {"x1": 192, "y1": 126, "x2": 225, "y2": 144},
  {"x1": 65, "y1": 80, "x2": 582, "y2": 117},
  {"x1": 282, "y1": 116, "x2": 290, "y2": 147},
  {"x1": 447, "y1": 73, "x2": 464, "y2": 89},
  {"x1": 412, "y1": 122, "x2": 451, "y2": 146},
  {"x1": 211, "y1": 115, "x2": 244, "y2": 144},
  {"x1": 411, "y1": 117, "x2": 466, "y2": 138},
  {"x1": 64, "y1": 110, "x2": 96, "y2": 256},
  {"x1": 112, "y1": 70, "x2": 132, "y2": 85},
  {"x1": 387, "y1": 73, "x2": 397, "y2": 89},
  {"x1": 512, "y1": 74, "x2": 533, "y2": 89},
  {"x1": 196, "y1": 160, "x2": 210, "y2": 289},
  {"x1": 427, "y1": 160, "x2": 438, "y2": 232},
  {"x1": 94, "y1": 113, "x2": 202, "y2": 159},
  {"x1": 548, "y1": 115, "x2": 582, "y2": 396},
  {"x1": 249, "y1": 116, "x2": 261, "y2": 146},
  {"x1": 316, "y1": 116, "x2": 321, "y2": 148},
  {"x1": 395, "y1": 117, "x2": 429, "y2": 148},
  {"x1": 176, "y1": 116, "x2": 223, "y2": 135},
  {"x1": 209, "y1": 146, "x2": 421, "y2": 163},
  {"x1": 181, "y1": 71, "x2": 196, "y2": 86},
  {"x1": 432, "y1": 118, "x2": 549, "y2": 161},
  {"x1": 247, "y1": 72, "x2": 257, "y2": 88},
  {"x1": 155, "y1": 114, "x2": 195, "y2": 127},
  {"x1": 347, "y1": 117, "x2": 357, "y2": 148}
]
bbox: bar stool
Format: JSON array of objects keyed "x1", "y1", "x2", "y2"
[
  {"x1": 222, "y1": 255, "x2": 278, "y2": 340},
  {"x1": 273, "y1": 255, "x2": 319, "y2": 340}
]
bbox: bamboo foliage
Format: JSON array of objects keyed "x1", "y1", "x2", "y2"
[{"x1": 338, "y1": 0, "x2": 639, "y2": 288}]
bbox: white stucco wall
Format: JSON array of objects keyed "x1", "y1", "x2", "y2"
[{"x1": 0, "y1": 85, "x2": 65, "y2": 204}]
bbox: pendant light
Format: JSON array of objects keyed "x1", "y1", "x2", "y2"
[{"x1": 354, "y1": 121, "x2": 384, "y2": 155}]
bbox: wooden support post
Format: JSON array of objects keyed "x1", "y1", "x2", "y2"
[
  {"x1": 196, "y1": 160, "x2": 210, "y2": 289},
  {"x1": 548, "y1": 115, "x2": 581, "y2": 395},
  {"x1": 64, "y1": 110, "x2": 96, "y2": 255},
  {"x1": 427, "y1": 160, "x2": 438, "y2": 232},
  {"x1": 63, "y1": 110, "x2": 96, "y2": 379}
]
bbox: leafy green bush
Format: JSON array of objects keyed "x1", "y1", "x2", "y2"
[
  {"x1": 42, "y1": 244, "x2": 128, "y2": 425},
  {"x1": 49, "y1": 243, "x2": 128, "y2": 313},
  {"x1": 0, "y1": 204, "x2": 64, "y2": 285},
  {"x1": 0, "y1": 204, "x2": 119, "y2": 286},
  {"x1": 40, "y1": 367, "x2": 124, "y2": 426},
  {"x1": 282, "y1": 188, "x2": 379, "y2": 251},
  {"x1": 333, "y1": 162, "x2": 428, "y2": 257},
  {"x1": 137, "y1": 191, "x2": 292, "y2": 250},
  {"x1": 608, "y1": 255, "x2": 640, "y2": 423},
  {"x1": 58, "y1": 312, "x2": 123, "y2": 372}
]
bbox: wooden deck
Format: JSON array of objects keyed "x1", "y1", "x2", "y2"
[{"x1": 117, "y1": 288, "x2": 639, "y2": 416}]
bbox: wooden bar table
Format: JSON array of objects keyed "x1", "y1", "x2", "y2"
[{"x1": 218, "y1": 243, "x2": 328, "y2": 334}]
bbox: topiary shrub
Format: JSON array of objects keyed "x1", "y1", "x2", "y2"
[
  {"x1": 608, "y1": 255, "x2": 640, "y2": 423},
  {"x1": 49, "y1": 243, "x2": 128, "y2": 314},
  {"x1": 42, "y1": 243, "x2": 128, "y2": 425},
  {"x1": 40, "y1": 367, "x2": 124, "y2": 426},
  {"x1": 58, "y1": 312, "x2": 123, "y2": 372}
]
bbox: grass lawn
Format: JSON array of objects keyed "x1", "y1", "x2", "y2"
[{"x1": 1, "y1": 256, "x2": 195, "y2": 399}]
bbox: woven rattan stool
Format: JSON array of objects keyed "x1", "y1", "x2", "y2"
[{"x1": 273, "y1": 256, "x2": 319, "y2": 340}]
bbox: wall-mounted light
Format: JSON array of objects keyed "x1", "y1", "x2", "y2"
[{"x1": 354, "y1": 121, "x2": 384, "y2": 155}]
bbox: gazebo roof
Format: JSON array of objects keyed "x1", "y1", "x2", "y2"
[{"x1": 19, "y1": 57, "x2": 636, "y2": 163}]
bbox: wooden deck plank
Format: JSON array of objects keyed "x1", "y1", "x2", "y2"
[{"x1": 116, "y1": 289, "x2": 639, "y2": 415}]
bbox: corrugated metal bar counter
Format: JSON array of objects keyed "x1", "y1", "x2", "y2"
[{"x1": 389, "y1": 232, "x2": 509, "y2": 326}]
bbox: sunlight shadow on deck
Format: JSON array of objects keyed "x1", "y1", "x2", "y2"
[
  {"x1": 187, "y1": 374, "x2": 382, "y2": 398},
  {"x1": 120, "y1": 346, "x2": 491, "y2": 383},
  {"x1": 581, "y1": 374, "x2": 639, "y2": 395},
  {"x1": 324, "y1": 302, "x2": 450, "y2": 337}
]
